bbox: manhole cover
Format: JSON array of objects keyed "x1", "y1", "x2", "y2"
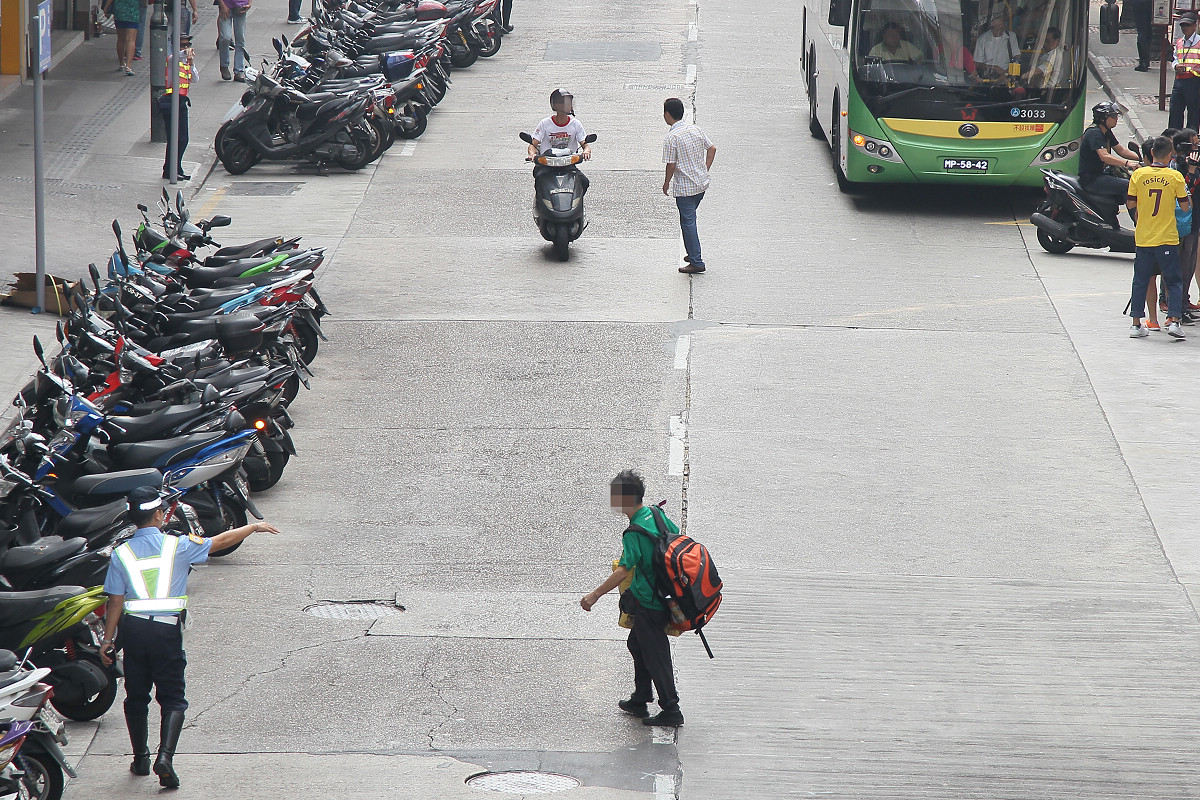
[
  {"x1": 303, "y1": 601, "x2": 404, "y2": 620},
  {"x1": 544, "y1": 41, "x2": 661, "y2": 62},
  {"x1": 466, "y1": 772, "x2": 580, "y2": 794},
  {"x1": 226, "y1": 181, "x2": 305, "y2": 196}
]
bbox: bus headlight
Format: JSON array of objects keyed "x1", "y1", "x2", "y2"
[
  {"x1": 848, "y1": 130, "x2": 903, "y2": 163},
  {"x1": 1032, "y1": 138, "x2": 1081, "y2": 167}
]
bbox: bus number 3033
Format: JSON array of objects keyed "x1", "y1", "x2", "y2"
[{"x1": 1011, "y1": 108, "x2": 1048, "y2": 119}]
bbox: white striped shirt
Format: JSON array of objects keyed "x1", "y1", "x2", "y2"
[{"x1": 663, "y1": 121, "x2": 714, "y2": 198}]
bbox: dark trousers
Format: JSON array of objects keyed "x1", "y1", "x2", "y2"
[
  {"x1": 675, "y1": 192, "x2": 705, "y2": 267},
  {"x1": 1132, "y1": 0, "x2": 1153, "y2": 66},
  {"x1": 1183, "y1": 231, "x2": 1198, "y2": 304},
  {"x1": 623, "y1": 594, "x2": 679, "y2": 711},
  {"x1": 1170, "y1": 77, "x2": 1200, "y2": 131},
  {"x1": 502, "y1": 0, "x2": 512, "y2": 25},
  {"x1": 288, "y1": 0, "x2": 302, "y2": 20},
  {"x1": 119, "y1": 615, "x2": 188, "y2": 714},
  {"x1": 1133, "y1": 244, "x2": 1183, "y2": 320},
  {"x1": 156, "y1": 95, "x2": 189, "y2": 176},
  {"x1": 1082, "y1": 174, "x2": 1130, "y2": 223}
]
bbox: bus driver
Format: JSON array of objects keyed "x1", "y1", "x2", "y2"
[{"x1": 868, "y1": 21, "x2": 923, "y2": 63}]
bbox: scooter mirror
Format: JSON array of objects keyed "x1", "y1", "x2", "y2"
[
  {"x1": 176, "y1": 191, "x2": 184, "y2": 215},
  {"x1": 88, "y1": 263, "x2": 102, "y2": 291},
  {"x1": 282, "y1": 34, "x2": 289, "y2": 49},
  {"x1": 55, "y1": 322, "x2": 63, "y2": 343},
  {"x1": 32, "y1": 336, "x2": 45, "y2": 367},
  {"x1": 584, "y1": 133, "x2": 598, "y2": 144},
  {"x1": 112, "y1": 219, "x2": 123, "y2": 239},
  {"x1": 519, "y1": 131, "x2": 533, "y2": 144},
  {"x1": 137, "y1": 203, "x2": 149, "y2": 212},
  {"x1": 209, "y1": 215, "x2": 232, "y2": 228},
  {"x1": 274, "y1": 38, "x2": 284, "y2": 56}
]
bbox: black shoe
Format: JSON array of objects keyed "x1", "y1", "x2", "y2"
[
  {"x1": 1183, "y1": 313, "x2": 1196, "y2": 326},
  {"x1": 618, "y1": 699, "x2": 650, "y2": 718},
  {"x1": 678, "y1": 263, "x2": 706, "y2": 274},
  {"x1": 162, "y1": 171, "x2": 191, "y2": 180},
  {"x1": 502, "y1": 23, "x2": 513, "y2": 32},
  {"x1": 154, "y1": 710, "x2": 185, "y2": 789},
  {"x1": 125, "y1": 706, "x2": 151, "y2": 776},
  {"x1": 1134, "y1": 63, "x2": 1150, "y2": 72},
  {"x1": 643, "y1": 708, "x2": 685, "y2": 727}
]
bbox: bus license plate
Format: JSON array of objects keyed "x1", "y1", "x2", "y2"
[{"x1": 944, "y1": 158, "x2": 989, "y2": 172}]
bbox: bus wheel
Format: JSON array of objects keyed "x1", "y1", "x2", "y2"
[
  {"x1": 807, "y1": 68, "x2": 823, "y2": 139},
  {"x1": 1037, "y1": 227, "x2": 1075, "y2": 254}
]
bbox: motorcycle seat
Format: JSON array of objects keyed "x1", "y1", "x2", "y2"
[
  {"x1": 0, "y1": 582, "x2": 87, "y2": 623},
  {"x1": 207, "y1": 238, "x2": 282, "y2": 263},
  {"x1": 197, "y1": 365, "x2": 273, "y2": 389},
  {"x1": 0, "y1": 539, "x2": 86, "y2": 576},
  {"x1": 111, "y1": 430, "x2": 228, "y2": 470},
  {"x1": 212, "y1": 272, "x2": 290, "y2": 289},
  {"x1": 181, "y1": 257, "x2": 278, "y2": 288},
  {"x1": 186, "y1": 286, "x2": 255, "y2": 311},
  {"x1": 56, "y1": 498, "x2": 128, "y2": 537},
  {"x1": 106, "y1": 403, "x2": 208, "y2": 444},
  {"x1": 70, "y1": 468, "x2": 164, "y2": 497}
]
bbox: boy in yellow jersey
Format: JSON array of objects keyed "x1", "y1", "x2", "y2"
[{"x1": 1128, "y1": 135, "x2": 1192, "y2": 339}]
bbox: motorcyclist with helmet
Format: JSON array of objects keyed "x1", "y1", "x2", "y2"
[
  {"x1": 527, "y1": 89, "x2": 592, "y2": 194},
  {"x1": 1079, "y1": 101, "x2": 1144, "y2": 219}
]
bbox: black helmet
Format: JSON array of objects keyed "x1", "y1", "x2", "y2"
[
  {"x1": 1092, "y1": 101, "x2": 1121, "y2": 126},
  {"x1": 550, "y1": 88, "x2": 574, "y2": 115}
]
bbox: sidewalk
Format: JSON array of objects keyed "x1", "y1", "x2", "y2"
[{"x1": 1089, "y1": 0, "x2": 1171, "y2": 139}]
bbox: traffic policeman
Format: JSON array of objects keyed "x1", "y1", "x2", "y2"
[
  {"x1": 100, "y1": 487, "x2": 279, "y2": 788},
  {"x1": 1171, "y1": 14, "x2": 1200, "y2": 131}
]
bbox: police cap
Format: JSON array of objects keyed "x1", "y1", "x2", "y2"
[{"x1": 127, "y1": 486, "x2": 164, "y2": 514}]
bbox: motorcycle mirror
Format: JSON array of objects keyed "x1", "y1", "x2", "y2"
[
  {"x1": 282, "y1": 34, "x2": 289, "y2": 49},
  {"x1": 274, "y1": 37, "x2": 284, "y2": 56},
  {"x1": 112, "y1": 219, "x2": 123, "y2": 239},
  {"x1": 32, "y1": 336, "x2": 46, "y2": 368},
  {"x1": 55, "y1": 322, "x2": 63, "y2": 343},
  {"x1": 209, "y1": 215, "x2": 232, "y2": 228},
  {"x1": 137, "y1": 203, "x2": 149, "y2": 212},
  {"x1": 175, "y1": 191, "x2": 184, "y2": 215},
  {"x1": 584, "y1": 133, "x2": 598, "y2": 144},
  {"x1": 88, "y1": 263, "x2": 102, "y2": 292},
  {"x1": 518, "y1": 131, "x2": 533, "y2": 144}
]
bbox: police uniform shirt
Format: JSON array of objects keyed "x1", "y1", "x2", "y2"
[{"x1": 102, "y1": 527, "x2": 212, "y2": 611}]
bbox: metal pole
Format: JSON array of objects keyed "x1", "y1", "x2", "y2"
[
  {"x1": 168, "y1": 0, "x2": 180, "y2": 184},
  {"x1": 30, "y1": 2, "x2": 47, "y2": 315},
  {"x1": 149, "y1": 2, "x2": 167, "y2": 142}
]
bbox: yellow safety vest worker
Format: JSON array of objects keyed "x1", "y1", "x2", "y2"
[
  {"x1": 1176, "y1": 35, "x2": 1200, "y2": 78},
  {"x1": 163, "y1": 54, "x2": 192, "y2": 97},
  {"x1": 115, "y1": 535, "x2": 189, "y2": 615}
]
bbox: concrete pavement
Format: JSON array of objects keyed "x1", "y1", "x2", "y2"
[{"x1": 2, "y1": 0, "x2": 1200, "y2": 797}]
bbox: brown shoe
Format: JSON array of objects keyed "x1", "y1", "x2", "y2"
[
  {"x1": 221, "y1": 66, "x2": 232, "y2": 81},
  {"x1": 678, "y1": 263, "x2": 706, "y2": 274}
]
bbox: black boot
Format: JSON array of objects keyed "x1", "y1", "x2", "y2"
[
  {"x1": 124, "y1": 707, "x2": 151, "y2": 776},
  {"x1": 153, "y1": 710, "x2": 185, "y2": 789}
]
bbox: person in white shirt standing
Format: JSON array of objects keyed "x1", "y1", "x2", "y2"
[
  {"x1": 973, "y1": 15, "x2": 1020, "y2": 79},
  {"x1": 527, "y1": 89, "x2": 592, "y2": 193},
  {"x1": 663, "y1": 97, "x2": 716, "y2": 275}
]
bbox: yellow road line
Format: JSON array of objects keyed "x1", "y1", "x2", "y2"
[{"x1": 196, "y1": 186, "x2": 229, "y2": 219}]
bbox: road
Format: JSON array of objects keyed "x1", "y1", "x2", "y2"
[{"x1": 35, "y1": 0, "x2": 1200, "y2": 797}]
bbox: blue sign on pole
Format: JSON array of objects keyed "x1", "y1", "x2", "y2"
[{"x1": 38, "y1": 0, "x2": 52, "y2": 73}]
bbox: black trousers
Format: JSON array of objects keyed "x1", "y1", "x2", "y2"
[
  {"x1": 1131, "y1": 0, "x2": 1153, "y2": 66},
  {"x1": 502, "y1": 0, "x2": 511, "y2": 25},
  {"x1": 156, "y1": 95, "x2": 190, "y2": 176},
  {"x1": 119, "y1": 615, "x2": 188, "y2": 714},
  {"x1": 622, "y1": 593, "x2": 679, "y2": 711},
  {"x1": 1170, "y1": 78, "x2": 1200, "y2": 131}
]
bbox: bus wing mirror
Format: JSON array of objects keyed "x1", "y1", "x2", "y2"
[
  {"x1": 1099, "y1": 0, "x2": 1120, "y2": 46},
  {"x1": 828, "y1": 0, "x2": 851, "y2": 27}
]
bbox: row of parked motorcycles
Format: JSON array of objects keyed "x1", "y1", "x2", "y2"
[
  {"x1": 215, "y1": 0, "x2": 503, "y2": 173},
  {"x1": 0, "y1": 189, "x2": 328, "y2": 800}
]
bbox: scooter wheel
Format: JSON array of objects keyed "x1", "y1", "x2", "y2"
[
  {"x1": 396, "y1": 105, "x2": 428, "y2": 139},
  {"x1": 220, "y1": 134, "x2": 259, "y2": 175},
  {"x1": 1037, "y1": 227, "x2": 1075, "y2": 254},
  {"x1": 553, "y1": 226, "x2": 570, "y2": 261}
]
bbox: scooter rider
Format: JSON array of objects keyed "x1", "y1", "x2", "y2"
[
  {"x1": 526, "y1": 89, "x2": 592, "y2": 193},
  {"x1": 1080, "y1": 101, "x2": 1143, "y2": 220}
]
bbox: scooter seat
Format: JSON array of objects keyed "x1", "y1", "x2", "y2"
[
  {"x1": 111, "y1": 431, "x2": 227, "y2": 470},
  {"x1": 0, "y1": 538, "x2": 86, "y2": 576},
  {"x1": 56, "y1": 498, "x2": 128, "y2": 537},
  {"x1": 186, "y1": 286, "x2": 254, "y2": 311},
  {"x1": 181, "y1": 257, "x2": 278, "y2": 288},
  {"x1": 0, "y1": 585, "x2": 88, "y2": 627},
  {"x1": 69, "y1": 468, "x2": 164, "y2": 497},
  {"x1": 106, "y1": 403, "x2": 208, "y2": 445},
  {"x1": 196, "y1": 365, "x2": 273, "y2": 389},
  {"x1": 207, "y1": 238, "x2": 282, "y2": 263}
]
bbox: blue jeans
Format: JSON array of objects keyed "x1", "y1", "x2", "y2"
[
  {"x1": 135, "y1": 4, "x2": 148, "y2": 56},
  {"x1": 289, "y1": 0, "x2": 303, "y2": 20},
  {"x1": 1133, "y1": 244, "x2": 1183, "y2": 320},
  {"x1": 675, "y1": 192, "x2": 705, "y2": 267},
  {"x1": 217, "y1": 10, "x2": 246, "y2": 72}
]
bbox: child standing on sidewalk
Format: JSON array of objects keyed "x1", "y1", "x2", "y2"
[{"x1": 1128, "y1": 136, "x2": 1192, "y2": 340}]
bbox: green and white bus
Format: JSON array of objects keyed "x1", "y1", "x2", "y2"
[{"x1": 803, "y1": 0, "x2": 1088, "y2": 187}]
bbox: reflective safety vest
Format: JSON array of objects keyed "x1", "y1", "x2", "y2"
[
  {"x1": 163, "y1": 55, "x2": 192, "y2": 97},
  {"x1": 1177, "y1": 35, "x2": 1200, "y2": 78},
  {"x1": 115, "y1": 535, "x2": 188, "y2": 614}
]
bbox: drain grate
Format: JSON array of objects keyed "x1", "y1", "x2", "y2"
[
  {"x1": 466, "y1": 771, "x2": 580, "y2": 794},
  {"x1": 303, "y1": 600, "x2": 405, "y2": 620},
  {"x1": 226, "y1": 181, "x2": 305, "y2": 196}
]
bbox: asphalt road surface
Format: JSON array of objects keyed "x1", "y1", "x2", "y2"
[{"x1": 48, "y1": 0, "x2": 1200, "y2": 797}]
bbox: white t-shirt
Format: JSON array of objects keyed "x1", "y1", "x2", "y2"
[
  {"x1": 974, "y1": 29, "x2": 1020, "y2": 68},
  {"x1": 533, "y1": 116, "x2": 587, "y2": 154}
]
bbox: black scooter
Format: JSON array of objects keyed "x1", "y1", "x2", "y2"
[
  {"x1": 518, "y1": 131, "x2": 598, "y2": 261},
  {"x1": 1030, "y1": 167, "x2": 1136, "y2": 254}
]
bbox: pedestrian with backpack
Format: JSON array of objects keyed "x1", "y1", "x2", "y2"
[{"x1": 580, "y1": 470, "x2": 685, "y2": 727}]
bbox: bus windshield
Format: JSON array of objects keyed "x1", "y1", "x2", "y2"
[{"x1": 853, "y1": 0, "x2": 1085, "y2": 122}]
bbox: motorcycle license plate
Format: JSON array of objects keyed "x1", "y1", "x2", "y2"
[
  {"x1": 301, "y1": 294, "x2": 317, "y2": 309},
  {"x1": 943, "y1": 158, "x2": 989, "y2": 172},
  {"x1": 234, "y1": 471, "x2": 250, "y2": 498},
  {"x1": 38, "y1": 705, "x2": 68, "y2": 744}
]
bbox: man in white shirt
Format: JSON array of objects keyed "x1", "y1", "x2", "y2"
[
  {"x1": 974, "y1": 15, "x2": 1021, "y2": 78},
  {"x1": 527, "y1": 88, "x2": 592, "y2": 192},
  {"x1": 1023, "y1": 26, "x2": 1064, "y2": 88},
  {"x1": 663, "y1": 97, "x2": 716, "y2": 274}
]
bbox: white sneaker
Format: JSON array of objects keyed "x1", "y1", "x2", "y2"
[
  {"x1": 1130, "y1": 324, "x2": 1149, "y2": 338},
  {"x1": 1168, "y1": 321, "x2": 1186, "y2": 339}
]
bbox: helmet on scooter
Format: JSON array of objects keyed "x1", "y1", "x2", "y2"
[
  {"x1": 1092, "y1": 101, "x2": 1121, "y2": 126},
  {"x1": 550, "y1": 89, "x2": 575, "y2": 116}
]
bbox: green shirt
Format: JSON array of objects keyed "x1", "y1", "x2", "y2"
[{"x1": 619, "y1": 506, "x2": 679, "y2": 612}]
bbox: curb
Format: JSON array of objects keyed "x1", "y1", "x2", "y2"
[{"x1": 1088, "y1": 50, "x2": 1153, "y2": 142}]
